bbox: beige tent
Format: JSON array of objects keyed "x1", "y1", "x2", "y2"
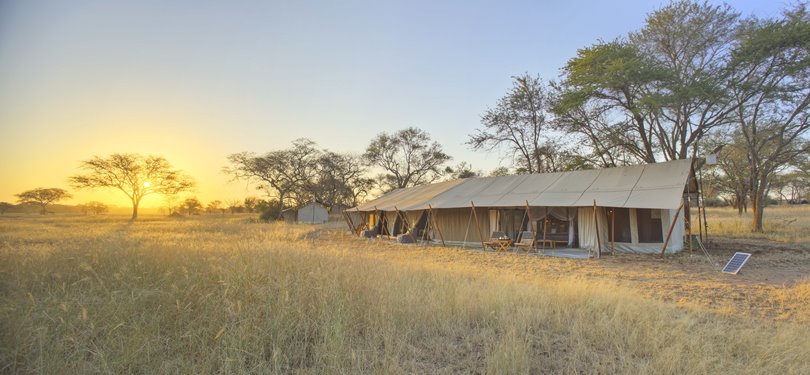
[
  {"x1": 349, "y1": 159, "x2": 699, "y2": 255},
  {"x1": 292, "y1": 202, "x2": 329, "y2": 224}
]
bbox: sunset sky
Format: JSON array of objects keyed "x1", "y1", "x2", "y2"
[{"x1": 0, "y1": 0, "x2": 783, "y2": 208}]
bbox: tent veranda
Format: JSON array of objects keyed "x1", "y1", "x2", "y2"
[{"x1": 345, "y1": 159, "x2": 699, "y2": 255}]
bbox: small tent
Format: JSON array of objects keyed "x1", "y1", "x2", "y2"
[{"x1": 296, "y1": 201, "x2": 329, "y2": 224}]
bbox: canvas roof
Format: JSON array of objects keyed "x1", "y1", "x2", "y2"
[{"x1": 353, "y1": 159, "x2": 694, "y2": 211}]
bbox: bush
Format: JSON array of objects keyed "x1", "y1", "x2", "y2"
[{"x1": 259, "y1": 208, "x2": 278, "y2": 222}]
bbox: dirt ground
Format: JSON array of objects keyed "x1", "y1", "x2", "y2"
[{"x1": 326, "y1": 229, "x2": 810, "y2": 324}]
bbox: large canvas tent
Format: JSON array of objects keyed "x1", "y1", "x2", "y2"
[{"x1": 345, "y1": 159, "x2": 700, "y2": 255}]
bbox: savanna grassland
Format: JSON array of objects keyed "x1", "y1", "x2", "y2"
[{"x1": 1, "y1": 208, "x2": 809, "y2": 374}]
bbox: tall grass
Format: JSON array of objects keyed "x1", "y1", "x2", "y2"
[
  {"x1": 1, "y1": 215, "x2": 809, "y2": 373},
  {"x1": 705, "y1": 205, "x2": 810, "y2": 244}
]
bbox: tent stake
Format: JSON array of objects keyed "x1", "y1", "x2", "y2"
[
  {"x1": 593, "y1": 200, "x2": 601, "y2": 258},
  {"x1": 470, "y1": 202, "x2": 486, "y2": 250},
  {"x1": 428, "y1": 204, "x2": 445, "y2": 247},
  {"x1": 660, "y1": 202, "x2": 684, "y2": 258}
]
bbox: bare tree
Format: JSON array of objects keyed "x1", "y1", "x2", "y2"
[
  {"x1": 69, "y1": 153, "x2": 195, "y2": 221},
  {"x1": 16, "y1": 188, "x2": 72, "y2": 214},
  {"x1": 365, "y1": 127, "x2": 451, "y2": 191},
  {"x1": 309, "y1": 151, "x2": 373, "y2": 208},
  {"x1": 468, "y1": 74, "x2": 564, "y2": 173},
  {"x1": 225, "y1": 139, "x2": 320, "y2": 219}
]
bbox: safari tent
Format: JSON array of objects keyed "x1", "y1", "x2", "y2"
[
  {"x1": 343, "y1": 159, "x2": 700, "y2": 256},
  {"x1": 285, "y1": 201, "x2": 329, "y2": 224}
]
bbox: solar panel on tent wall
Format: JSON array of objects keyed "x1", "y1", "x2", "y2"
[{"x1": 722, "y1": 252, "x2": 751, "y2": 274}]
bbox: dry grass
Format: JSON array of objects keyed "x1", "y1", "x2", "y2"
[
  {"x1": 705, "y1": 205, "x2": 810, "y2": 244},
  {"x1": 1, "y1": 214, "x2": 809, "y2": 374}
]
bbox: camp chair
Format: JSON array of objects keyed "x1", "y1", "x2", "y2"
[
  {"x1": 483, "y1": 231, "x2": 511, "y2": 251},
  {"x1": 513, "y1": 231, "x2": 535, "y2": 252}
]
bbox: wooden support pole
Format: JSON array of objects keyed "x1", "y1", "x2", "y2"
[
  {"x1": 356, "y1": 209, "x2": 367, "y2": 232},
  {"x1": 660, "y1": 202, "x2": 684, "y2": 258},
  {"x1": 342, "y1": 210, "x2": 356, "y2": 235},
  {"x1": 373, "y1": 206, "x2": 382, "y2": 239},
  {"x1": 428, "y1": 204, "x2": 445, "y2": 247},
  {"x1": 394, "y1": 206, "x2": 417, "y2": 244},
  {"x1": 525, "y1": 201, "x2": 536, "y2": 253},
  {"x1": 593, "y1": 200, "x2": 601, "y2": 259},
  {"x1": 686, "y1": 197, "x2": 693, "y2": 255},
  {"x1": 610, "y1": 208, "x2": 615, "y2": 255},
  {"x1": 696, "y1": 193, "x2": 704, "y2": 243},
  {"x1": 542, "y1": 206, "x2": 549, "y2": 254},
  {"x1": 470, "y1": 202, "x2": 487, "y2": 250}
]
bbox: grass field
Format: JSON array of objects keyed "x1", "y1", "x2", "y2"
[
  {"x1": 1, "y1": 211, "x2": 809, "y2": 374},
  {"x1": 705, "y1": 205, "x2": 810, "y2": 243}
]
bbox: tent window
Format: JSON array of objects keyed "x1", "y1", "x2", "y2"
[
  {"x1": 637, "y1": 209, "x2": 663, "y2": 243},
  {"x1": 607, "y1": 208, "x2": 631, "y2": 243}
]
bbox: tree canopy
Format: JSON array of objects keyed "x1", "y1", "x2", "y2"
[
  {"x1": 15, "y1": 188, "x2": 72, "y2": 214},
  {"x1": 364, "y1": 127, "x2": 451, "y2": 191}
]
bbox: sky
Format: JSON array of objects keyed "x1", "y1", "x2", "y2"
[{"x1": 0, "y1": 0, "x2": 786, "y2": 207}]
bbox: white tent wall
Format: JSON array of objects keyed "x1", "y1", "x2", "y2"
[
  {"x1": 577, "y1": 207, "x2": 609, "y2": 252},
  {"x1": 297, "y1": 203, "x2": 328, "y2": 224},
  {"x1": 580, "y1": 206, "x2": 684, "y2": 254}
]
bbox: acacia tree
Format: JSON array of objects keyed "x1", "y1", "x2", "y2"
[
  {"x1": 182, "y1": 197, "x2": 203, "y2": 215},
  {"x1": 365, "y1": 127, "x2": 451, "y2": 191},
  {"x1": 468, "y1": 74, "x2": 566, "y2": 173},
  {"x1": 554, "y1": 41, "x2": 666, "y2": 165},
  {"x1": 225, "y1": 139, "x2": 321, "y2": 219},
  {"x1": 556, "y1": 1, "x2": 742, "y2": 164},
  {"x1": 631, "y1": 0, "x2": 741, "y2": 160},
  {"x1": 727, "y1": 6, "x2": 810, "y2": 231},
  {"x1": 69, "y1": 153, "x2": 195, "y2": 221},
  {"x1": 78, "y1": 201, "x2": 108, "y2": 215},
  {"x1": 16, "y1": 188, "x2": 71, "y2": 214}
]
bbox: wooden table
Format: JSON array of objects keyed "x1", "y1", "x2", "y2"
[{"x1": 489, "y1": 239, "x2": 513, "y2": 253}]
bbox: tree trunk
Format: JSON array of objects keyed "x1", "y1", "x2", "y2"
[
  {"x1": 751, "y1": 189, "x2": 765, "y2": 232},
  {"x1": 277, "y1": 192, "x2": 285, "y2": 220},
  {"x1": 131, "y1": 200, "x2": 139, "y2": 221}
]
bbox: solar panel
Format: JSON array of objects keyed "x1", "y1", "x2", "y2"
[{"x1": 721, "y1": 252, "x2": 751, "y2": 274}]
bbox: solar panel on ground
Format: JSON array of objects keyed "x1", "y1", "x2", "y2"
[{"x1": 721, "y1": 252, "x2": 751, "y2": 274}]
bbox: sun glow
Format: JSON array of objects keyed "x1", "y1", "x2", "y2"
[{"x1": 143, "y1": 182, "x2": 151, "y2": 188}]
